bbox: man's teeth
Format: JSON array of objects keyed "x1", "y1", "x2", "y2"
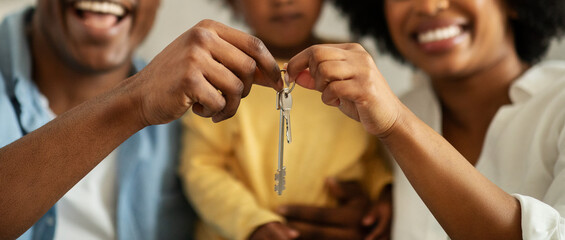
[
  {"x1": 418, "y1": 25, "x2": 461, "y2": 43},
  {"x1": 75, "y1": 1, "x2": 125, "y2": 17}
]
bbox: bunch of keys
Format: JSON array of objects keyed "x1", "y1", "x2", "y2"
[{"x1": 275, "y1": 69, "x2": 295, "y2": 195}]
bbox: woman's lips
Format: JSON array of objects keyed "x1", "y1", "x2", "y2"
[
  {"x1": 413, "y1": 23, "x2": 469, "y2": 54},
  {"x1": 417, "y1": 25, "x2": 462, "y2": 43}
]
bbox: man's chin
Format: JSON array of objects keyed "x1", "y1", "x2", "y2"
[{"x1": 71, "y1": 58, "x2": 131, "y2": 75}]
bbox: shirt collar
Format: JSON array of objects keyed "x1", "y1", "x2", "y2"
[
  {"x1": 0, "y1": 8, "x2": 34, "y2": 97},
  {"x1": 508, "y1": 61, "x2": 565, "y2": 104},
  {"x1": 411, "y1": 60, "x2": 565, "y2": 105}
]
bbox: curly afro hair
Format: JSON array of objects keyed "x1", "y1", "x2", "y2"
[{"x1": 332, "y1": 0, "x2": 565, "y2": 64}]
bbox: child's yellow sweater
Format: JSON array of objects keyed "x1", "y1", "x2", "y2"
[{"x1": 179, "y1": 70, "x2": 392, "y2": 240}]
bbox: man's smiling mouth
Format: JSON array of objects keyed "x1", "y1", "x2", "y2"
[{"x1": 71, "y1": 0, "x2": 131, "y2": 29}]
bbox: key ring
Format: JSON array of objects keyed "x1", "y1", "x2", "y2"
[{"x1": 280, "y1": 69, "x2": 296, "y2": 93}]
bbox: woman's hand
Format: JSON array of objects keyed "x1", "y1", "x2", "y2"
[
  {"x1": 286, "y1": 43, "x2": 404, "y2": 137},
  {"x1": 278, "y1": 179, "x2": 392, "y2": 240}
]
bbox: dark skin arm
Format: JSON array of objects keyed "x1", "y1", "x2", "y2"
[
  {"x1": 287, "y1": 43, "x2": 522, "y2": 240},
  {"x1": 0, "y1": 20, "x2": 282, "y2": 239},
  {"x1": 278, "y1": 178, "x2": 392, "y2": 240}
]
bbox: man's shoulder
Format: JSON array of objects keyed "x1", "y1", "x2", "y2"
[{"x1": 0, "y1": 73, "x2": 24, "y2": 148}]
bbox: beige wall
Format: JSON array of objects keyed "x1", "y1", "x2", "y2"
[{"x1": 2, "y1": 0, "x2": 565, "y2": 94}]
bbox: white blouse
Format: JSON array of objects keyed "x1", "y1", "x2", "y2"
[{"x1": 392, "y1": 61, "x2": 565, "y2": 240}]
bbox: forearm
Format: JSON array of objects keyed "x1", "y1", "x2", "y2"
[
  {"x1": 0, "y1": 81, "x2": 144, "y2": 239},
  {"x1": 381, "y1": 107, "x2": 521, "y2": 240}
]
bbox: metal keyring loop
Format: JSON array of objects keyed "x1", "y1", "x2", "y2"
[{"x1": 280, "y1": 69, "x2": 296, "y2": 93}]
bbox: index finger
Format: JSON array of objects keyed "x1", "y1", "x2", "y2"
[
  {"x1": 205, "y1": 20, "x2": 283, "y2": 90},
  {"x1": 286, "y1": 47, "x2": 313, "y2": 89},
  {"x1": 286, "y1": 45, "x2": 349, "y2": 91}
]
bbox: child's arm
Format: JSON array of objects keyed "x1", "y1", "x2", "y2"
[{"x1": 179, "y1": 112, "x2": 283, "y2": 240}]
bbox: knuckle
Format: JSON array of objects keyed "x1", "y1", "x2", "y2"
[
  {"x1": 182, "y1": 68, "x2": 201, "y2": 86},
  {"x1": 196, "y1": 19, "x2": 216, "y2": 28},
  {"x1": 347, "y1": 42, "x2": 365, "y2": 51},
  {"x1": 318, "y1": 62, "x2": 332, "y2": 77},
  {"x1": 311, "y1": 46, "x2": 325, "y2": 60},
  {"x1": 183, "y1": 45, "x2": 203, "y2": 62},
  {"x1": 221, "y1": 77, "x2": 245, "y2": 96},
  {"x1": 209, "y1": 98, "x2": 225, "y2": 113},
  {"x1": 231, "y1": 79, "x2": 245, "y2": 95},
  {"x1": 248, "y1": 36, "x2": 267, "y2": 55},
  {"x1": 361, "y1": 52, "x2": 375, "y2": 64},
  {"x1": 242, "y1": 58, "x2": 257, "y2": 77},
  {"x1": 189, "y1": 27, "x2": 215, "y2": 46}
]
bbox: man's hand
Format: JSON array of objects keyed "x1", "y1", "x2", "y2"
[
  {"x1": 277, "y1": 178, "x2": 392, "y2": 240},
  {"x1": 128, "y1": 19, "x2": 283, "y2": 127},
  {"x1": 249, "y1": 222, "x2": 300, "y2": 240}
]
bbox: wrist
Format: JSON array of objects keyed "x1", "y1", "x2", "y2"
[
  {"x1": 374, "y1": 103, "x2": 410, "y2": 139},
  {"x1": 107, "y1": 75, "x2": 148, "y2": 131}
]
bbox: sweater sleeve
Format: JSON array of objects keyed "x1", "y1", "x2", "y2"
[{"x1": 178, "y1": 113, "x2": 283, "y2": 240}]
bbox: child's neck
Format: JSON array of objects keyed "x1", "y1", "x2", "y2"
[{"x1": 266, "y1": 36, "x2": 319, "y2": 60}]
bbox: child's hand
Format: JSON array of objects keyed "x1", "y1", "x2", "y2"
[
  {"x1": 249, "y1": 222, "x2": 299, "y2": 240},
  {"x1": 286, "y1": 43, "x2": 404, "y2": 137},
  {"x1": 362, "y1": 184, "x2": 392, "y2": 240},
  {"x1": 277, "y1": 179, "x2": 390, "y2": 240}
]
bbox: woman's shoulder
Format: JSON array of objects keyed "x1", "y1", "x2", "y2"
[{"x1": 513, "y1": 60, "x2": 565, "y2": 102}]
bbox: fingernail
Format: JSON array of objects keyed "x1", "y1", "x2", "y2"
[
  {"x1": 283, "y1": 63, "x2": 288, "y2": 70},
  {"x1": 288, "y1": 229, "x2": 300, "y2": 238},
  {"x1": 284, "y1": 72, "x2": 290, "y2": 86},
  {"x1": 277, "y1": 206, "x2": 287, "y2": 214},
  {"x1": 363, "y1": 216, "x2": 374, "y2": 226}
]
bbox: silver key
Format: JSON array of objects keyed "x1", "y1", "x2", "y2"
[
  {"x1": 275, "y1": 69, "x2": 295, "y2": 196},
  {"x1": 280, "y1": 89, "x2": 292, "y2": 143},
  {"x1": 275, "y1": 90, "x2": 287, "y2": 195}
]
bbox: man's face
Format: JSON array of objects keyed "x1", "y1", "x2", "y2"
[{"x1": 34, "y1": 0, "x2": 160, "y2": 72}]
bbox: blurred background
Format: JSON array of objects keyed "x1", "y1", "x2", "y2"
[{"x1": 1, "y1": 0, "x2": 564, "y2": 95}]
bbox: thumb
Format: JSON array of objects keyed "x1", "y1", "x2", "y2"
[
  {"x1": 364, "y1": 203, "x2": 391, "y2": 240},
  {"x1": 363, "y1": 203, "x2": 381, "y2": 227}
]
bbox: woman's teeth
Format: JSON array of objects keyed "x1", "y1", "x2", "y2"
[
  {"x1": 418, "y1": 25, "x2": 462, "y2": 43},
  {"x1": 75, "y1": 1, "x2": 126, "y2": 17}
]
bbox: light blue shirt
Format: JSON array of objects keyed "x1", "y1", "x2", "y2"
[{"x1": 0, "y1": 9, "x2": 194, "y2": 240}]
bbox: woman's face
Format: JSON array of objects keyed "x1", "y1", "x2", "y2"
[
  {"x1": 232, "y1": 0, "x2": 323, "y2": 49},
  {"x1": 385, "y1": 0, "x2": 517, "y2": 80}
]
